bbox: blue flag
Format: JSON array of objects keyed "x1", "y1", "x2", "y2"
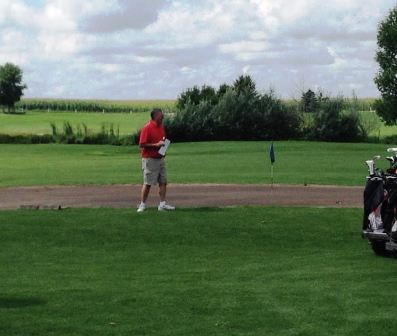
[{"x1": 269, "y1": 142, "x2": 275, "y2": 164}]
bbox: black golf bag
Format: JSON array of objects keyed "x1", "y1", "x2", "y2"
[
  {"x1": 362, "y1": 149, "x2": 397, "y2": 255},
  {"x1": 363, "y1": 176, "x2": 385, "y2": 232}
]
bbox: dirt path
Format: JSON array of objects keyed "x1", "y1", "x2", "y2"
[{"x1": 0, "y1": 184, "x2": 363, "y2": 210}]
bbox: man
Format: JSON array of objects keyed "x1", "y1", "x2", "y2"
[{"x1": 137, "y1": 108, "x2": 175, "y2": 212}]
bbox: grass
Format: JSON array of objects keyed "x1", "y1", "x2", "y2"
[
  {"x1": 0, "y1": 207, "x2": 395, "y2": 335},
  {"x1": 0, "y1": 141, "x2": 395, "y2": 187},
  {"x1": 0, "y1": 111, "x2": 149, "y2": 136},
  {"x1": 360, "y1": 110, "x2": 397, "y2": 138}
]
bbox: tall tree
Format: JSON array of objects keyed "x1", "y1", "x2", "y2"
[
  {"x1": 301, "y1": 89, "x2": 317, "y2": 113},
  {"x1": 0, "y1": 63, "x2": 27, "y2": 113},
  {"x1": 233, "y1": 75, "x2": 257, "y2": 96},
  {"x1": 374, "y1": 5, "x2": 397, "y2": 125}
]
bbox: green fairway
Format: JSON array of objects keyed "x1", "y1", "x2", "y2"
[
  {"x1": 0, "y1": 207, "x2": 395, "y2": 335},
  {"x1": 0, "y1": 111, "x2": 148, "y2": 135},
  {"x1": 0, "y1": 141, "x2": 394, "y2": 187}
]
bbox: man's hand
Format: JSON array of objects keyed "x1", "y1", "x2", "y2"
[
  {"x1": 140, "y1": 140, "x2": 165, "y2": 148},
  {"x1": 156, "y1": 140, "x2": 165, "y2": 147}
]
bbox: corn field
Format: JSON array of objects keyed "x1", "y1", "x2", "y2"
[{"x1": 16, "y1": 98, "x2": 176, "y2": 113}]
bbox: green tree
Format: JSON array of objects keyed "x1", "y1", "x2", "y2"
[
  {"x1": 166, "y1": 75, "x2": 302, "y2": 142},
  {"x1": 176, "y1": 85, "x2": 218, "y2": 110},
  {"x1": 217, "y1": 83, "x2": 230, "y2": 98},
  {"x1": 308, "y1": 96, "x2": 364, "y2": 142},
  {"x1": 176, "y1": 86, "x2": 201, "y2": 110},
  {"x1": 199, "y1": 85, "x2": 218, "y2": 105},
  {"x1": 301, "y1": 89, "x2": 317, "y2": 113},
  {"x1": 374, "y1": 5, "x2": 397, "y2": 125},
  {"x1": 0, "y1": 63, "x2": 27, "y2": 113},
  {"x1": 233, "y1": 75, "x2": 257, "y2": 96}
]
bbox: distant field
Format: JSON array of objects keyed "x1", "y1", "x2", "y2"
[
  {"x1": 283, "y1": 97, "x2": 376, "y2": 111},
  {"x1": 0, "y1": 111, "x2": 149, "y2": 135},
  {"x1": 0, "y1": 141, "x2": 394, "y2": 187},
  {"x1": 15, "y1": 98, "x2": 176, "y2": 113},
  {"x1": 1, "y1": 207, "x2": 396, "y2": 336}
]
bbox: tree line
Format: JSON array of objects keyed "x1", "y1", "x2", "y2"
[{"x1": 165, "y1": 75, "x2": 367, "y2": 142}]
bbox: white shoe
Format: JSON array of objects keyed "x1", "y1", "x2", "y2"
[
  {"x1": 158, "y1": 202, "x2": 175, "y2": 211},
  {"x1": 137, "y1": 203, "x2": 146, "y2": 213}
]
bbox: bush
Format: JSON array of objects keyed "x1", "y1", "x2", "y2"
[
  {"x1": 301, "y1": 89, "x2": 317, "y2": 113},
  {"x1": 0, "y1": 134, "x2": 53, "y2": 144},
  {"x1": 167, "y1": 76, "x2": 303, "y2": 142},
  {"x1": 307, "y1": 96, "x2": 365, "y2": 142},
  {"x1": 176, "y1": 85, "x2": 218, "y2": 110}
]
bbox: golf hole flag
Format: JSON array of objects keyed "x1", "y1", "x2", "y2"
[
  {"x1": 269, "y1": 142, "x2": 275, "y2": 186},
  {"x1": 269, "y1": 142, "x2": 275, "y2": 164}
]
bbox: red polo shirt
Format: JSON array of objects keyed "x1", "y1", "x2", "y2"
[{"x1": 139, "y1": 120, "x2": 166, "y2": 158}]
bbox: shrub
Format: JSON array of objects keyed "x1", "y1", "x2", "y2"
[
  {"x1": 0, "y1": 134, "x2": 53, "y2": 144},
  {"x1": 301, "y1": 89, "x2": 317, "y2": 113},
  {"x1": 167, "y1": 76, "x2": 303, "y2": 142},
  {"x1": 176, "y1": 85, "x2": 218, "y2": 110},
  {"x1": 307, "y1": 96, "x2": 365, "y2": 142}
]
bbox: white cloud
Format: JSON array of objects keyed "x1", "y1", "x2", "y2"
[
  {"x1": 219, "y1": 40, "x2": 268, "y2": 55},
  {"x1": 145, "y1": 1, "x2": 235, "y2": 48},
  {"x1": 0, "y1": 0, "x2": 395, "y2": 99}
]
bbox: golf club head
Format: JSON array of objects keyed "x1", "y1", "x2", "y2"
[
  {"x1": 365, "y1": 160, "x2": 375, "y2": 175},
  {"x1": 387, "y1": 148, "x2": 397, "y2": 156}
]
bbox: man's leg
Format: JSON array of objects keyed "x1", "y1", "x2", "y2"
[
  {"x1": 137, "y1": 184, "x2": 151, "y2": 212},
  {"x1": 138, "y1": 158, "x2": 153, "y2": 212},
  {"x1": 141, "y1": 184, "x2": 151, "y2": 203},
  {"x1": 158, "y1": 183, "x2": 175, "y2": 211},
  {"x1": 157, "y1": 159, "x2": 175, "y2": 211},
  {"x1": 159, "y1": 183, "x2": 166, "y2": 202}
]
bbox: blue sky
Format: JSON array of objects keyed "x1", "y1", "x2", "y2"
[
  {"x1": 0, "y1": 0, "x2": 395, "y2": 99},
  {"x1": 26, "y1": 0, "x2": 44, "y2": 6}
]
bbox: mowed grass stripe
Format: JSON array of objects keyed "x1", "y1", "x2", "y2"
[
  {"x1": 0, "y1": 207, "x2": 395, "y2": 335},
  {"x1": 0, "y1": 111, "x2": 148, "y2": 135},
  {"x1": 0, "y1": 141, "x2": 393, "y2": 187}
]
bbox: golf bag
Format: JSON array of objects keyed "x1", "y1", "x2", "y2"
[
  {"x1": 362, "y1": 148, "x2": 397, "y2": 256},
  {"x1": 362, "y1": 176, "x2": 384, "y2": 232}
]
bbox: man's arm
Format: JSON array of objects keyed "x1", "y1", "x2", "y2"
[{"x1": 140, "y1": 140, "x2": 165, "y2": 148}]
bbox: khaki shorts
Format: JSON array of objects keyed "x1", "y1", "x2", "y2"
[{"x1": 142, "y1": 158, "x2": 167, "y2": 186}]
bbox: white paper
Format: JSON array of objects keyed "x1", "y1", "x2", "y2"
[{"x1": 158, "y1": 139, "x2": 171, "y2": 156}]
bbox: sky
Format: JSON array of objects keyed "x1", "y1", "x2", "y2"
[{"x1": 0, "y1": 0, "x2": 395, "y2": 99}]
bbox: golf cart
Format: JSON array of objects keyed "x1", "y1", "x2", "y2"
[{"x1": 362, "y1": 147, "x2": 397, "y2": 256}]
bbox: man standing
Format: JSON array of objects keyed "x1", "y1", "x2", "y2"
[{"x1": 137, "y1": 108, "x2": 175, "y2": 212}]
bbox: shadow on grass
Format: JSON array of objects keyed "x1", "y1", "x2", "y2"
[{"x1": 0, "y1": 297, "x2": 46, "y2": 309}]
